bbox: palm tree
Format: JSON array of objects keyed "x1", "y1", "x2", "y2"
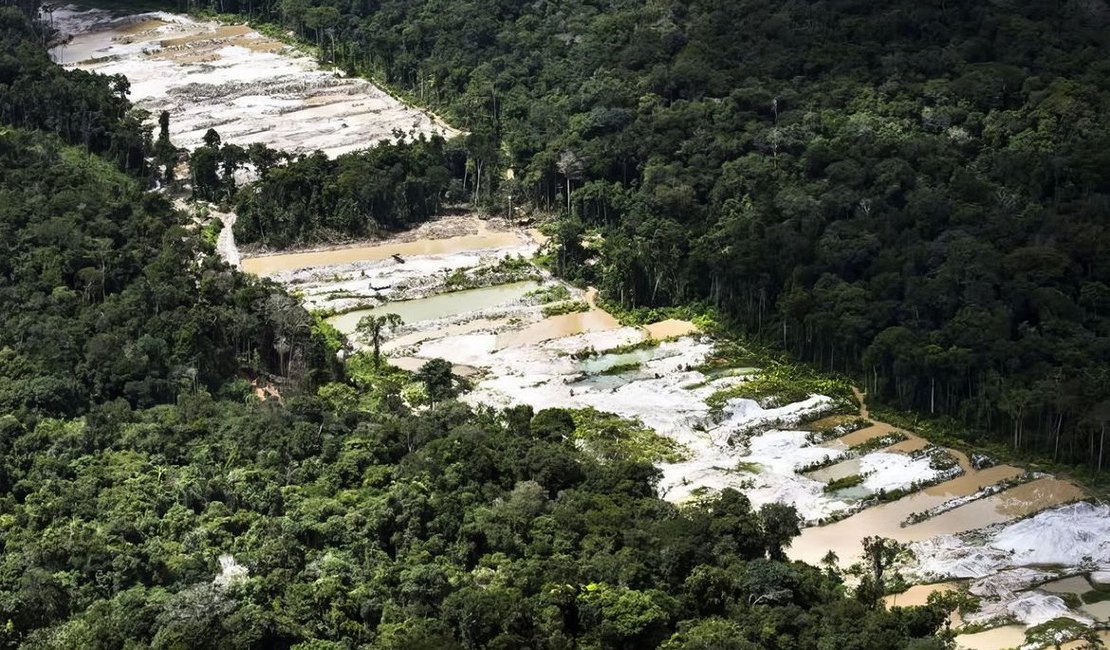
[{"x1": 356, "y1": 313, "x2": 403, "y2": 367}]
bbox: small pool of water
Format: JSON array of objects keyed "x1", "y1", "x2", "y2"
[
  {"x1": 807, "y1": 458, "x2": 863, "y2": 483},
  {"x1": 328, "y1": 281, "x2": 540, "y2": 334},
  {"x1": 579, "y1": 347, "x2": 674, "y2": 375}
]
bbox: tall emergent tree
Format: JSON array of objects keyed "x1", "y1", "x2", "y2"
[{"x1": 356, "y1": 313, "x2": 404, "y2": 367}]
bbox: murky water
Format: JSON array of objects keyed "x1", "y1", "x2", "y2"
[
  {"x1": 899, "y1": 477, "x2": 1085, "y2": 543},
  {"x1": 643, "y1": 319, "x2": 698, "y2": 339},
  {"x1": 388, "y1": 356, "x2": 479, "y2": 377},
  {"x1": 579, "y1": 348, "x2": 673, "y2": 374},
  {"x1": 832, "y1": 422, "x2": 905, "y2": 447},
  {"x1": 884, "y1": 582, "x2": 960, "y2": 608},
  {"x1": 1081, "y1": 600, "x2": 1110, "y2": 622},
  {"x1": 495, "y1": 309, "x2": 621, "y2": 348},
  {"x1": 955, "y1": 625, "x2": 1028, "y2": 650},
  {"x1": 789, "y1": 464, "x2": 1025, "y2": 565},
  {"x1": 243, "y1": 232, "x2": 526, "y2": 276},
  {"x1": 328, "y1": 281, "x2": 539, "y2": 334},
  {"x1": 806, "y1": 457, "x2": 862, "y2": 483},
  {"x1": 1040, "y1": 576, "x2": 1093, "y2": 595}
]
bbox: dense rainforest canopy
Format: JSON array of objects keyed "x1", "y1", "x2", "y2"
[
  {"x1": 0, "y1": 5, "x2": 951, "y2": 648},
  {"x1": 170, "y1": 0, "x2": 1110, "y2": 472}
]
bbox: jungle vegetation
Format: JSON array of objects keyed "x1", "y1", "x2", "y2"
[{"x1": 0, "y1": 5, "x2": 951, "y2": 648}]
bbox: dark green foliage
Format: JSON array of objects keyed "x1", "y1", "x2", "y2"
[
  {"x1": 232, "y1": 137, "x2": 453, "y2": 248},
  {"x1": 0, "y1": 127, "x2": 336, "y2": 417},
  {"x1": 0, "y1": 391, "x2": 947, "y2": 649},
  {"x1": 0, "y1": 7, "x2": 152, "y2": 177},
  {"x1": 414, "y1": 357, "x2": 458, "y2": 406}
]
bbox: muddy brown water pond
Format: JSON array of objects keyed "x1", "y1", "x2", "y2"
[
  {"x1": 242, "y1": 232, "x2": 525, "y2": 276},
  {"x1": 495, "y1": 309, "x2": 621, "y2": 348},
  {"x1": 898, "y1": 477, "x2": 1084, "y2": 542},
  {"x1": 954, "y1": 625, "x2": 1029, "y2": 650},
  {"x1": 831, "y1": 422, "x2": 905, "y2": 447},
  {"x1": 327, "y1": 281, "x2": 540, "y2": 334},
  {"x1": 806, "y1": 458, "x2": 863, "y2": 483},
  {"x1": 642, "y1": 318, "x2": 698, "y2": 339},
  {"x1": 884, "y1": 582, "x2": 960, "y2": 608},
  {"x1": 790, "y1": 463, "x2": 1026, "y2": 565}
]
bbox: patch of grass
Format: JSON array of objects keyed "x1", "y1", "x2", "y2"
[
  {"x1": 598, "y1": 362, "x2": 642, "y2": 376},
  {"x1": 489, "y1": 254, "x2": 534, "y2": 274},
  {"x1": 706, "y1": 363, "x2": 855, "y2": 411},
  {"x1": 596, "y1": 296, "x2": 719, "y2": 331},
  {"x1": 542, "y1": 300, "x2": 589, "y2": 317},
  {"x1": 805, "y1": 417, "x2": 871, "y2": 443},
  {"x1": 1081, "y1": 583, "x2": 1110, "y2": 605},
  {"x1": 441, "y1": 257, "x2": 541, "y2": 292},
  {"x1": 694, "y1": 340, "x2": 767, "y2": 373},
  {"x1": 598, "y1": 338, "x2": 664, "y2": 356},
  {"x1": 569, "y1": 407, "x2": 689, "y2": 464},
  {"x1": 569, "y1": 346, "x2": 597, "y2": 360},
  {"x1": 1060, "y1": 592, "x2": 1084, "y2": 609},
  {"x1": 525, "y1": 283, "x2": 571, "y2": 304},
  {"x1": 850, "y1": 432, "x2": 907, "y2": 454},
  {"x1": 444, "y1": 267, "x2": 471, "y2": 289},
  {"x1": 798, "y1": 454, "x2": 843, "y2": 474},
  {"x1": 735, "y1": 461, "x2": 763, "y2": 473},
  {"x1": 200, "y1": 218, "x2": 223, "y2": 246},
  {"x1": 726, "y1": 417, "x2": 794, "y2": 446},
  {"x1": 927, "y1": 448, "x2": 961, "y2": 472},
  {"x1": 311, "y1": 302, "x2": 376, "y2": 319},
  {"x1": 824, "y1": 474, "x2": 864, "y2": 493},
  {"x1": 323, "y1": 290, "x2": 366, "y2": 300}
]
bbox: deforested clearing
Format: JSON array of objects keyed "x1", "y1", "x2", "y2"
[{"x1": 48, "y1": 6, "x2": 457, "y2": 156}]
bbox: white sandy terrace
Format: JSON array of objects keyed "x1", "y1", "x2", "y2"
[
  {"x1": 48, "y1": 6, "x2": 457, "y2": 157},
  {"x1": 275, "y1": 240, "x2": 538, "y2": 313}
]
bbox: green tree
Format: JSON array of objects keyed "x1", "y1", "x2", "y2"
[
  {"x1": 355, "y1": 313, "x2": 403, "y2": 367},
  {"x1": 414, "y1": 358, "x2": 457, "y2": 407}
]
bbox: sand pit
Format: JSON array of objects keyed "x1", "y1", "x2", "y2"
[{"x1": 49, "y1": 6, "x2": 457, "y2": 157}]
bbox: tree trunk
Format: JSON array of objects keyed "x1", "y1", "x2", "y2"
[
  {"x1": 1053, "y1": 413, "x2": 1063, "y2": 462},
  {"x1": 1100, "y1": 423, "x2": 1105, "y2": 473},
  {"x1": 566, "y1": 176, "x2": 571, "y2": 214}
]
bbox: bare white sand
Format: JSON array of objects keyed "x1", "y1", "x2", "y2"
[{"x1": 49, "y1": 6, "x2": 457, "y2": 157}]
